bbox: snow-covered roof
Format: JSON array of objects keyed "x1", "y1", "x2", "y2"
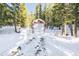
[{"x1": 32, "y1": 19, "x2": 45, "y2": 25}]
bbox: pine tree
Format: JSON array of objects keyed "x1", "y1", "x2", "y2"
[
  {"x1": 35, "y1": 4, "x2": 42, "y2": 19},
  {"x1": 19, "y1": 3, "x2": 27, "y2": 27}
]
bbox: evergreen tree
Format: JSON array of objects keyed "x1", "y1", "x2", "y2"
[
  {"x1": 19, "y1": 3, "x2": 27, "y2": 27},
  {"x1": 35, "y1": 3, "x2": 42, "y2": 19}
]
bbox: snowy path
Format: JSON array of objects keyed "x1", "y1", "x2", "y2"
[
  {"x1": 8, "y1": 30, "x2": 79, "y2": 56},
  {"x1": 0, "y1": 27, "x2": 79, "y2": 56}
]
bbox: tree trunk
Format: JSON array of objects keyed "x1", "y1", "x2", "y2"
[
  {"x1": 63, "y1": 22, "x2": 67, "y2": 36},
  {"x1": 14, "y1": 20, "x2": 17, "y2": 32},
  {"x1": 14, "y1": 17, "x2": 18, "y2": 33},
  {"x1": 62, "y1": 24, "x2": 64, "y2": 35},
  {"x1": 69, "y1": 24, "x2": 73, "y2": 36},
  {"x1": 71, "y1": 25, "x2": 73, "y2": 36},
  {"x1": 72, "y1": 20, "x2": 77, "y2": 37},
  {"x1": 62, "y1": 16, "x2": 67, "y2": 37}
]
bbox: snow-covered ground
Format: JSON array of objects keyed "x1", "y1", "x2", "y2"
[
  {"x1": 0, "y1": 26, "x2": 21, "y2": 56},
  {"x1": 0, "y1": 26, "x2": 79, "y2": 56}
]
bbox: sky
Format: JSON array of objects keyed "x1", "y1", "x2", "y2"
[
  {"x1": 26, "y1": 3, "x2": 45, "y2": 13},
  {"x1": 26, "y1": 3, "x2": 36, "y2": 13}
]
